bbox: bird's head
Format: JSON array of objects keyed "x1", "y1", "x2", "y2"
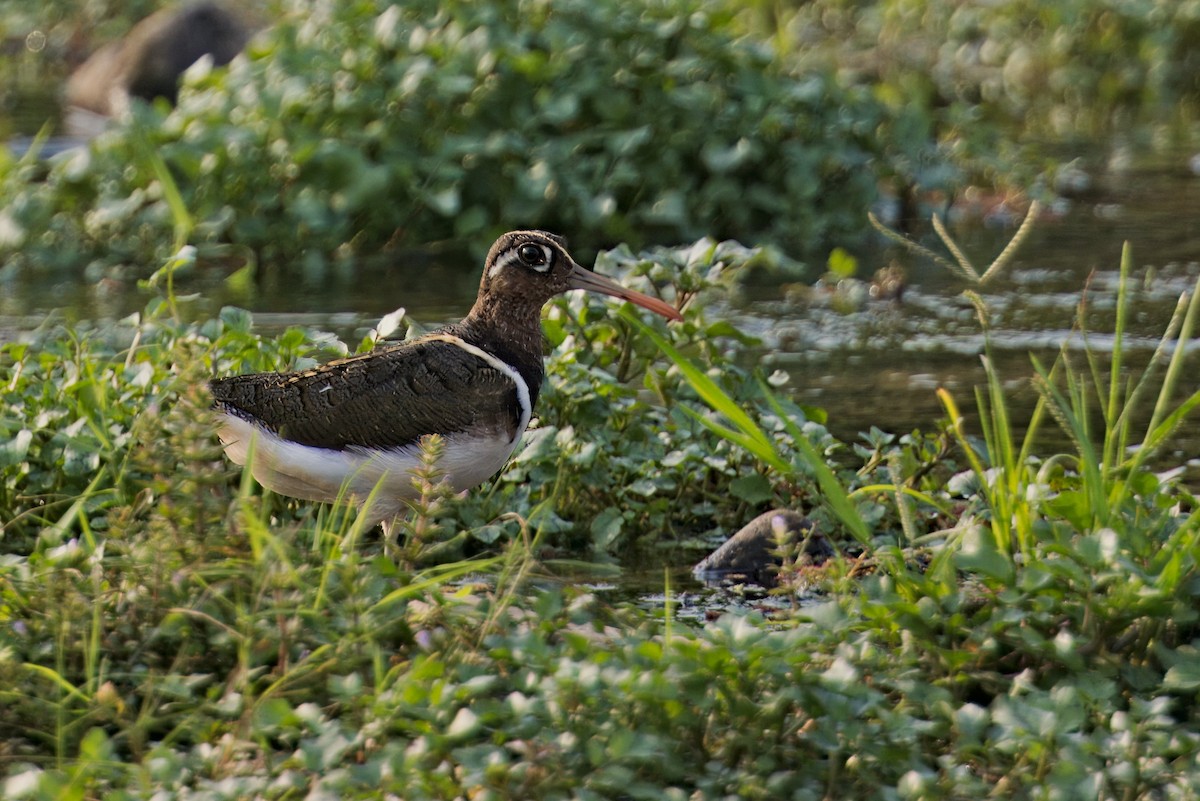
[{"x1": 476, "y1": 230, "x2": 682, "y2": 321}]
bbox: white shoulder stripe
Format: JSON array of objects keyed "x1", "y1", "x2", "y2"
[{"x1": 425, "y1": 333, "x2": 532, "y2": 443}]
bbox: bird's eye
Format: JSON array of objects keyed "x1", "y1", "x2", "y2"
[{"x1": 518, "y1": 243, "x2": 547, "y2": 267}]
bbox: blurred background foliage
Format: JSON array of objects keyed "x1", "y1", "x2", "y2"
[
  {"x1": 763, "y1": 0, "x2": 1200, "y2": 145},
  {"x1": 1, "y1": 0, "x2": 1199, "y2": 280}
]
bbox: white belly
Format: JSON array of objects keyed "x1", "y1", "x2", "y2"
[{"x1": 217, "y1": 414, "x2": 521, "y2": 527}]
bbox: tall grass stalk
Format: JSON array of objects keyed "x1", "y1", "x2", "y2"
[
  {"x1": 1039, "y1": 246, "x2": 1200, "y2": 529},
  {"x1": 620, "y1": 307, "x2": 872, "y2": 545},
  {"x1": 129, "y1": 112, "x2": 197, "y2": 323},
  {"x1": 868, "y1": 200, "x2": 1041, "y2": 286},
  {"x1": 129, "y1": 113, "x2": 193, "y2": 251},
  {"x1": 939, "y1": 243, "x2": 1200, "y2": 574}
]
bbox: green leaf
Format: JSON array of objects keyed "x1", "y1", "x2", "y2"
[
  {"x1": 704, "y1": 319, "x2": 761, "y2": 345},
  {"x1": 224, "y1": 263, "x2": 256, "y2": 295},
  {"x1": 253, "y1": 698, "x2": 298, "y2": 732},
  {"x1": 1044, "y1": 490, "x2": 1091, "y2": 531},
  {"x1": 827, "y1": 247, "x2": 858, "y2": 278},
  {"x1": 730, "y1": 473, "x2": 774, "y2": 504},
  {"x1": 590, "y1": 507, "x2": 624, "y2": 549},
  {"x1": 1163, "y1": 661, "x2": 1200, "y2": 691},
  {"x1": 955, "y1": 525, "x2": 1014, "y2": 582},
  {"x1": 446, "y1": 707, "x2": 481, "y2": 739},
  {"x1": 79, "y1": 727, "x2": 114, "y2": 762},
  {"x1": 0, "y1": 429, "x2": 32, "y2": 466}
]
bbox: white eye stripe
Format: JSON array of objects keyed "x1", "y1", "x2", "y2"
[
  {"x1": 488, "y1": 248, "x2": 521, "y2": 278},
  {"x1": 488, "y1": 243, "x2": 554, "y2": 278},
  {"x1": 530, "y1": 244, "x2": 552, "y2": 271}
]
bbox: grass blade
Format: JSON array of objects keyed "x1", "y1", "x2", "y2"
[
  {"x1": 756, "y1": 376, "x2": 871, "y2": 544},
  {"x1": 619, "y1": 308, "x2": 776, "y2": 453}
]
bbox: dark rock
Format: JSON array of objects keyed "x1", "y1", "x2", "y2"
[
  {"x1": 65, "y1": 1, "x2": 258, "y2": 118},
  {"x1": 693, "y1": 510, "x2": 829, "y2": 586}
]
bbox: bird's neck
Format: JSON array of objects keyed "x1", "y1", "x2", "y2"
[
  {"x1": 466, "y1": 289, "x2": 546, "y2": 346},
  {"x1": 454, "y1": 298, "x2": 548, "y2": 404}
]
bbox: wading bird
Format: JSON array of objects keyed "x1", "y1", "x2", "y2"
[{"x1": 210, "y1": 230, "x2": 681, "y2": 531}]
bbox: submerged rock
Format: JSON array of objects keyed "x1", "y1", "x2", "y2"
[{"x1": 693, "y1": 510, "x2": 830, "y2": 586}]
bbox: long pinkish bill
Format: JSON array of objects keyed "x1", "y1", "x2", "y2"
[{"x1": 567, "y1": 263, "x2": 682, "y2": 321}]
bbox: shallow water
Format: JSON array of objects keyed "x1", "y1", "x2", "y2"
[{"x1": 739, "y1": 158, "x2": 1200, "y2": 468}]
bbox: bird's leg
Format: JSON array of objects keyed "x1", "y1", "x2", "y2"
[
  {"x1": 380, "y1": 512, "x2": 407, "y2": 562},
  {"x1": 380, "y1": 515, "x2": 396, "y2": 559}
]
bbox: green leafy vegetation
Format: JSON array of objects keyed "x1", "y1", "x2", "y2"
[
  {"x1": 0, "y1": 0, "x2": 929, "y2": 281},
  {"x1": 0, "y1": 239, "x2": 827, "y2": 555},
  {"x1": 4, "y1": 235, "x2": 1200, "y2": 797},
  {"x1": 7, "y1": 0, "x2": 1199, "y2": 282},
  {"x1": 5, "y1": 0, "x2": 1200, "y2": 795},
  {"x1": 745, "y1": 0, "x2": 1200, "y2": 185}
]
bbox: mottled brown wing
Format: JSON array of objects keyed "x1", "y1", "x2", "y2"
[{"x1": 210, "y1": 338, "x2": 523, "y2": 451}]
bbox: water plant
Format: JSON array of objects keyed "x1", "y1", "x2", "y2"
[
  {"x1": 0, "y1": 0, "x2": 931, "y2": 283},
  {"x1": 636, "y1": 229, "x2": 1200, "y2": 795},
  {"x1": 4, "y1": 229, "x2": 1200, "y2": 796},
  {"x1": 4, "y1": 117, "x2": 1199, "y2": 796},
  {"x1": 5, "y1": 2, "x2": 1200, "y2": 794}
]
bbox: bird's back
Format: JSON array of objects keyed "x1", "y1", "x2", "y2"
[{"x1": 210, "y1": 334, "x2": 529, "y2": 452}]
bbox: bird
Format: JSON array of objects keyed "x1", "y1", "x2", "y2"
[{"x1": 210, "y1": 230, "x2": 681, "y2": 531}]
